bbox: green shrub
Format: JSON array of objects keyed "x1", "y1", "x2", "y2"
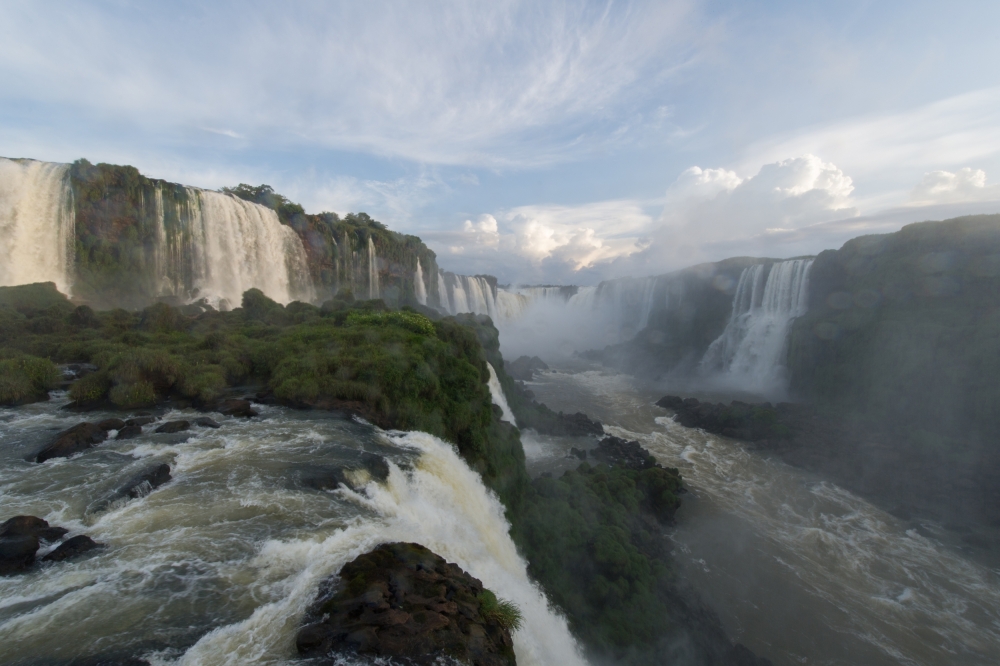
[
  {"x1": 69, "y1": 371, "x2": 111, "y2": 404},
  {"x1": 345, "y1": 310, "x2": 435, "y2": 336},
  {"x1": 0, "y1": 354, "x2": 60, "y2": 405},
  {"x1": 478, "y1": 589, "x2": 523, "y2": 633},
  {"x1": 109, "y1": 380, "x2": 157, "y2": 408}
]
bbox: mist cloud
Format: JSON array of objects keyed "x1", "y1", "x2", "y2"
[{"x1": 910, "y1": 167, "x2": 1000, "y2": 204}]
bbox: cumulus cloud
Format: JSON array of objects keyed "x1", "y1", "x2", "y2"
[{"x1": 910, "y1": 167, "x2": 1000, "y2": 204}]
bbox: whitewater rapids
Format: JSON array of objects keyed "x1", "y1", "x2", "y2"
[{"x1": 0, "y1": 398, "x2": 584, "y2": 665}]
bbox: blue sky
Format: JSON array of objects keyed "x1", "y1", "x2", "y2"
[{"x1": 3, "y1": 0, "x2": 1000, "y2": 284}]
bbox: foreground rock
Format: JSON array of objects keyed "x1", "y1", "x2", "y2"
[
  {"x1": 297, "y1": 542, "x2": 516, "y2": 666},
  {"x1": 113, "y1": 463, "x2": 172, "y2": 501},
  {"x1": 0, "y1": 516, "x2": 72, "y2": 574},
  {"x1": 35, "y1": 422, "x2": 107, "y2": 462},
  {"x1": 43, "y1": 535, "x2": 101, "y2": 562}
]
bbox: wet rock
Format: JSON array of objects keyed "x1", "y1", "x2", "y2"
[
  {"x1": 43, "y1": 535, "x2": 101, "y2": 562},
  {"x1": 591, "y1": 436, "x2": 658, "y2": 470},
  {"x1": 0, "y1": 515, "x2": 68, "y2": 542},
  {"x1": 154, "y1": 420, "x2": 190, "y2": 434},
  {"x1": 297, "y1": 542, "x2": 515, "y2": 666},
  {"x1": 504, "y1": 355, "x2": 549, "y2": 381},
  {"x1": 569, "y1": 447, "x2": 588, "y2": 460},
  {"x1": 0, "y1": 534, "x2": 39, "y2": 574},
  {"x1": 116, "y1": 425, "x2": 143, "y2": 440},
  {"x1": 125, "y1": 416, "x2": 157, "y2": 427},
  {"x1": 194, "y1": 417, "x2": 221, "y2": 428},
  {"x1": 97, "y1": 418, "x2": 127, "y2": 431},
  {"x1": 113, "y1": 463, "x2": 172, "y2": 501},
  {"x1": 219, "y1": 399, "x2": 258, "y2": 418},
  {"x1": 302, "y1": 454, "x2": 390, "y2": 492},
  {"x1": 35, "y1": 422, "x2": 107, "y2": 462}
]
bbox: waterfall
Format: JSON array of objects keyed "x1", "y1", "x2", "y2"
[
  {"x1": 178, "y1": 190, "x2": 314, "y2": 307},
  {"x1": 700, "y1": 258, "x2": 813, "y2": 395},
  {"x1": 368, "y1": 237, "x2": 380, "y2": 300},
  {"x1": 414, "y1": 258, "x2": 428, "y2": 305},
  {"x1": 0, "y1": 158, "x2": 75, "y2": 294},
  {"x1": 487, "y1": 363, "x2": 517, "y2": 425},
  {"x1": 437, "y1": 272, "x2": 451, "y2": 312}
]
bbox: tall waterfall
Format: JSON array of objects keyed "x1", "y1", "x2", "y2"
[
  {"x1": 0, "y1": 158, "x2": 75, "y2": 294},
  {"x1": 700, "y1": 258, "x2": 813, "y2": 395},
  {"x1": 179, "y1": 190, "x2": 314, "y2": 308},
  {"x1": 368, "y1": 237, "x2": 380, "y2": 300},
  {"x1": 414, "y1": 258, "x2": 428, "y2": 305},
  {"x1": 487, "y1": 362, "x2": 517, "y2": 424},
  {"x1": 436, "y1": 272, "x2": 499, "y2": 320}
]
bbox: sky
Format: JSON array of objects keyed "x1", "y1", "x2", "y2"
[{"x1": 3, "y1": 0, "x2": 1000, "y2": 285}]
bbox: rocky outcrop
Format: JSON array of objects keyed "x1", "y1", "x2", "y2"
[
  {"x1": 43, "y1": 535, "x2": 101, "y2": 562},
  {"x1": 301, "y1": 453, "x2": 391, "y2": 492},
  {"x1": 218, "y1": 399, "x2": 258, "y2": 418},
  {"x1": 35, "y1": 422, "x2": 107, "y2": 462},
  {"x1": 504, "y1": 356, "x2": 548, "y2": 381},
  {"x1": 0, "y1": 516, "x2": 96, "y2": 573},
  {"x1": 297, "y1": 542, "x2": 516, "y2": 666},
  {"x1": 656, "y1": 395, "x2": 790, "y2": 442},
  {"x1": 591, "y1": 435, "x2": 659, "y2": 470},
  {"x1": 114, "y1": 463, "x2": 172, "y2": 501}
]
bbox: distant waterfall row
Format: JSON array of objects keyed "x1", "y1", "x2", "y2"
[
  {"x1": 0, "y1": 159, "x2": 75, "y2": 294},
  {"x1": 700, "y1": 258, "x2": 814, "y2": 394}
]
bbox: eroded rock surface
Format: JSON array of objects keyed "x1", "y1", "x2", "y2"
[{"x1": 297, "y1": 542, "x2": 516, "y2": 666}]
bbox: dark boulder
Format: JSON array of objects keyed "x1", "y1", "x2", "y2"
[
  {"x1": 591, "y1": 436, "x2": 658, "y2": 470},
  {"x1": 194, "y1": 417, "x2": 221, "y2": 428},
  {"x1": 35, "y1": 422, "x2": 107, "y2": 462},
  {"x1": 655, "y1": 395, "x2": 790, "y2": 442},
  {"x1": 504, "y1": 355, "x2": 549, "y2": 381},
  {"x1": 155, "y1": 420, "x2": 190, "y2": 434},
  {"x1": 97, "y1": 418, "x2": 126, "y2": 431},
  {"x1": 114, "y1": 463, "x2": 172, "y2": 501},
  {"x1": 219, "y1": 399, "x2": 258, "y2": 418},
  {"x1": 0, "y1": 515, "x2": 68, "y2": 542},
  {"x1": 302, "y1": 453, "x2": 391, "y2": 492},
  {"x1": 0, "y1": 534, "x2": 39, "y2": 574},
  {"x1": 297, "y1": 542, "x2": 516, "y2": 666},
  {"x1": 43, "y1": 535, "x2": 101, "y2": 562},
  {"x1": 569, "y1": 447, "x2": 588, "y2": 460},
  {"x1": 116, "y1": 425, "x2": 143, "y2": 440},
  {"x1": 125, "y1": 416, "x2": 158, "y2": 427}
]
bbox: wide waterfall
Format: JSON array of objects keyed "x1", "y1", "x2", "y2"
[
  {"x1": 177, "y1": 190, "x2": 314, "y2": 308},
  {"x1": 436, "y1": 272, "x2": 499, "y2": 320},
  {"x1": 414, "y1": 258, "x2": 428, "y2": 305},
  {"x1": 700, "y1": 258, "x2": 813, "y2": 396},
  {"x1": 0, "y1": 158, "x2": 75, "y2": 294}
]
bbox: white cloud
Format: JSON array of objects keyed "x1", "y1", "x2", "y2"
[
  {"x1": 0, "y1": 1, "x2": 706, "y2": 168},
  {"x1": 910, "y1": 167, "x2": 1000, "y2": 204}
]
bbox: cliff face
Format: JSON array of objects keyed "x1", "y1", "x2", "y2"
[
  {"x1": 788, "y1": 214, "x2": 1000, "y2": 440},
  {"x1": 68, "y1": 160, "x2": 438, "y2": 310}
]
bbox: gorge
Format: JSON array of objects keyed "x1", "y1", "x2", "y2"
[{"x1": 2, "y1": 155, "x2": 1000, "y2": 666}]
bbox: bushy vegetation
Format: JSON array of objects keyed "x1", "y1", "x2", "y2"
[
  {"x1": 477, "y1": 589, "x2": 523, "y2": 633},
  {"x1": 0, "y1": 352, "x2": 60, "y2": 406},
  {"x1": 0, "y1": 282, "x2": 528, "y2": 507},
  {"x1": 515, "y1": 462, "x2": 684, "y2": 662}
]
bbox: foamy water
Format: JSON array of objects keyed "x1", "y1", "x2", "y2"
[{"x1": 0, "y1": 397, "x2": 584, "y2": 665}]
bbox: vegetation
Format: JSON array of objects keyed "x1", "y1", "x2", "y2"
[
  {"x1": 0, "y1": 352, "x2": 60, "y2": 406},
  {"x1": 477, "y1": 589, "x2": 524, "y2": 633}
]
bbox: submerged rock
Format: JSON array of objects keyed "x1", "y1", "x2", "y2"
[
  {"x1": 97, "y1": 418, "x2": 126, "y2": 431},
  {"x1": 35, "y1": 422, "x2": 107, "y2": 462},
  {"x1": 302, "y1": 453, "x2": 391, "y2": 492},
  {"x1": 125, "y1": 416, "x2": 157, "y2": 427},
  {"x1": 297, "y1": 542, "x2": 516, "y2": 666},
  {"x1": 154, "y1": 420, "x2": 190, "y2": 434},
  {"x1": 116, "y1": 425, "x2": 143, "y2": 440},
  {"x1": 43, "y1": 535, "x2": 101, "y2": 562},
  {"x1": 219, "y1": 399, "x2": 258, "y2": 418},
  {"x1": 114, "y1": 463, "x2": 172, "y2": 501},
  {"x1": 194, "y1": 416, "x2": 220, "y2": 428}
]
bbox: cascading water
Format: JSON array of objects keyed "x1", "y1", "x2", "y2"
[
  {"x1": 487, "y1": 363, "x2": 516, "y2": 425},
  {"x1": 437, "y1": 272, "x2": 451, "y2": 313},
  {"x1": 367, "y1": 237, "x2": 380, "y2": 300},
  {"x1": 0, "y1": 158, "x2": 75, "y2": 294},
  {"x1": 0, "y1": 398, "x2": 585, "y2": 666},
  {"x1": 414, "y1": 259, "x2": 428, "y2": 306},
  {"x1": 700, "y1": 258, "x2": 813, "y2": 396}
]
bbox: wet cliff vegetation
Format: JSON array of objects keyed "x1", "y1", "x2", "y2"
[{"x1": 69, "y1": 160, "x2": 439, "y2": 309}]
